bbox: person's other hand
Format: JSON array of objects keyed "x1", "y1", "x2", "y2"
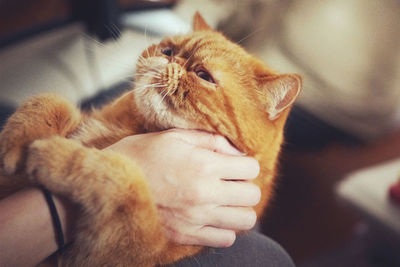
[{"x1": 105, "y1": 129, "x2": 260, "y2": 247}]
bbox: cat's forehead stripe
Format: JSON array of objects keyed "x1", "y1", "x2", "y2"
[{"x1": 171, "y1": 33, "x2": 243, "y2": 60}]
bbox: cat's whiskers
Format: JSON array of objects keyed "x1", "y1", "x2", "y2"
[
  {"x1": 236, "y1": 26, "x2": 266, "y2": 45},
  {"x1": 135, "y1": 73, "x2": 162, "y2": 83},
  {"x1": 116, "y1": 77, "x2": 134, "y2": 85},
  {"x1": 154, "y1": 42, "x2": 160, "y2": 57},
  {"x1": 133, "y1": 82, "x2": 163, "y2": 91},
  {"x1": 144, "y1": 83, "x2": 164, "y2": 88},
  {"x1": 83, "y1": 33, "x2": 106, "y2": 48},
  {"x1": 105, "y1": 24, "x2": 124, "y2": 48},
  {"x1": 142, "y1": 63, "x2": 165, "y2": 73},
  {"x1": 158, "y1": 86, "x2": 171, "y2": 107},
  {"x1": 135, "y1": 58, "x2": 165, "y2": 76},
  {"x1": 137, "y1": 55, "x2": 147, "y2": 64},
  {"x1": 135, "y1": 71, "x2": 161, "y2": 78},
  {"x1": 135, "y1": 75, "x2": 161, "y2": 81},
  {"x1": 82, "y1": 33, "x2": 135, "y2": 74},
  {"x1": 144, "y1": 28, "x2": 151, "y2": 58},
  {"x1": 135, "y1": 48, "x2": 172, "y2": 107},
  {"x1": 110, "y1": 24, "x2": 122, "y2": 40},
  {"x1": 138, "y1": 68, "x2": 162, "y2": 75}
]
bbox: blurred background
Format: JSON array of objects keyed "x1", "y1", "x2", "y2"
[{"x1": 1, "y1": 0, "x2": 400, "y2": 266}]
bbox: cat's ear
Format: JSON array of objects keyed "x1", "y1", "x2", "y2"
[
  {"x1": 259, "y1": 74, "x2": 302, "y2": 120},
  {"x1": 193, "y1": 12, "x2": 212, "y2": 31}
]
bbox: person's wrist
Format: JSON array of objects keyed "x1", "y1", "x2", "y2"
[{"x1": 52, "y1": 192, "x2": 78, "y2": 244}]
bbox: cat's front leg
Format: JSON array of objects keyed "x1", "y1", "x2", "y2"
[
  {"x1": 0, "y1": 94, "x2": 81, "y2": 176},
  {"x1": 27, "y1": 136, "x2": 167, "y2": 266}
]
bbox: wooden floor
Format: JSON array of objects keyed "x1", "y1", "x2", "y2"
[{"x1": 259, "y1": 130, "x2": 400, "y2": 264}]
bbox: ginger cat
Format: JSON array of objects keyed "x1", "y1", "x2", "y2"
[{"x1": 0, "y1": 13, "x2": 301, "y2": 266}]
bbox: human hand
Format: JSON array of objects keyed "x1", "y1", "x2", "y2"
[{"x1": 105, "y1": 129, "x2": 260, "y2": 247}]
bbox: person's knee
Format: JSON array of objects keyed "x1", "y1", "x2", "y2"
[
  {"x1": 235, "y1": 231, "x2": 295, "y2": 267},
  {"x1": 169, "y1": 231, "x2": 295, "y2": 267}
]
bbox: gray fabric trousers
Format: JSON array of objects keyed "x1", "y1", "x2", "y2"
[{"x1": 168, "y1": 231, "x2": 295, "y2": 267}]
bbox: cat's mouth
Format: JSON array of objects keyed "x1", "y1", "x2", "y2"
[
  {"x1": 159, "y1": 63, "x2": 184, "y2": 97},
  {"x1": 135, "y1": 57, "x2": 183, "y2": 99},
  {"x1": 133, "y1": 57, "x2": 191, "y2": 131}
]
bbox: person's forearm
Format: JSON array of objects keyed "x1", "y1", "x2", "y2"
[{"x1": 0, "y1": 188, "x2": 75, "y2": 267}]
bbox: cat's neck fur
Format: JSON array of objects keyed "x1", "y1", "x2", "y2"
[
  {"x1": 226, "y1": 108, "x2": 290, "y2": 215},
  {"x1": 70, "y1": 92, "x2": 146, "y2": 149}
]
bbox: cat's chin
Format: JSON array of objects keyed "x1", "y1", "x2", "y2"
[
  {"x1": 136, "y1": 91, "x2": 192, "y2": 132},
  {"x1": 142, "y1": 113, "x2": 193, "y2": 133}
]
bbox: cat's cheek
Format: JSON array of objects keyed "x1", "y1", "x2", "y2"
[{"x1": 135, "y1": 92, "x2": 193, "y2": 131}]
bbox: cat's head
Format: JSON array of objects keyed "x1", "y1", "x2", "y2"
[{"x1": 133, "y1": 12, "x2": 301, "y2": 152}]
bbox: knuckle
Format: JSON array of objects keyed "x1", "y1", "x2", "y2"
[
  {"x1": 184, "y1": 152, "x2": 208, "y2": 175},
  {"x1": 181, "y1": 208, "x2": 200, "y2": 224},
  {"x1": 181, "y1": 182, "x2": 205, "y2": 205},
  {"x1": 179, "y1": 190, "x2": 195, "y2": 206},
  {"x1": 209, "y1": 211, "x2": 226, "y2": 227},
  {"x1": 195, "y1": 162, "x2": 212, "y2": 178},
  {"x1": 193, "y1": 184, "x2": 207, "y2": 204},
  {"x1": 170, "y1": 230, "x2": 187, "y2": 244},
  {"x1": 200, "y1": 164, "x2": 212, "y2": 177},
  {"x1": 165, "y1": 224, "x2": 192, "y2": 245}
]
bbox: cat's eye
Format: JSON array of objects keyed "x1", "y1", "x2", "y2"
[
  {"x1": 161, "y1": 47, "x2": 173, "y2": 56},
  {"x1": 196, "y1": 70, "x2": 215, "y2": 84}
]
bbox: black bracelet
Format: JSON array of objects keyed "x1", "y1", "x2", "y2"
[{"x1": 41, "y1": 186, "x2": 65, "y2": 252}]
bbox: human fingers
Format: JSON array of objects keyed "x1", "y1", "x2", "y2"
[
  {"x1": 166, "y1": 128, "x2": 243, "y2": 156},
  {"x1": 205, "y1": 153, "x2": 260, "y2": 180},
  {"x1": 214, "y1": 180, "x2": 261, "y2": 206},
  {"x1": 208, "y1": 206, "x2": 257, "y2": 230},
  {"x1": 160, "y1": 175, "x2": 261, "y2": 208},
  {"x1": 192, "y1": 227, "x2": 237, "y2": 247},
  {"x1": 184, "y1": 205, "x2": 257, "y2": 231},
  {"x1": 168, "y1": 226, "x2": 236, "y2": 248},
  {"x1": 159, "y1": 207, "x2": 236, "y2": 247}
]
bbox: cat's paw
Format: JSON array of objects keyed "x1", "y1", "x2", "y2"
[
  {"x1": 1, "y1": 148, "x2": 22, "y2": 176},
  {"x1": 25, "y1": 137, "x2": 72, "y2": 191},
  {"x1": 0, "y1": 131, "x2": 27, "y2": 176},
  {"x1": 0, "y1": 94, "x2": 81, "y2": 176},
  {"x1": 26, "y1": 139, "x2": 52, "y2": 186},
  {"x1": 26, "y1": 136, "x2": 83, "y2": 194}
]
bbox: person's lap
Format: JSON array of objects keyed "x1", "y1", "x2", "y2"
[{"x1": 169, "y1": 231, "x2": 295, "y2": 267}]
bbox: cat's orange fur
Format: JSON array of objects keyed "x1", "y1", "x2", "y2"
[{"x1": 0, "y1": 13, "x2": 301, "y2": 266}]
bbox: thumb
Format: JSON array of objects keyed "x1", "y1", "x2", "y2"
[{"x1": 171, "y1": 129, "x2": 244, "y2": 156}]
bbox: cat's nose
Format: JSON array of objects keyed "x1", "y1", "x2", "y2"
[{"x1": 171, "y1": 56, "x2": 186, "y2": 66}]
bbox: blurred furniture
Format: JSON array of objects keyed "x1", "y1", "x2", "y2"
[
  {"x1": 0, "y1": 0, "x2": 177, "y2": 47},
  {"x1": 0, "y1": 0, "x2": 186, "y2": 108},
  {"x1": 337, "y1": 159, "x2": 400, "y2": 238},
  {"x1": 336, "y1": 158, "x2": 400, "y2": 265},
  {"x1": 254, "y1": 0, "x2": 400, "y2": 141}
]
